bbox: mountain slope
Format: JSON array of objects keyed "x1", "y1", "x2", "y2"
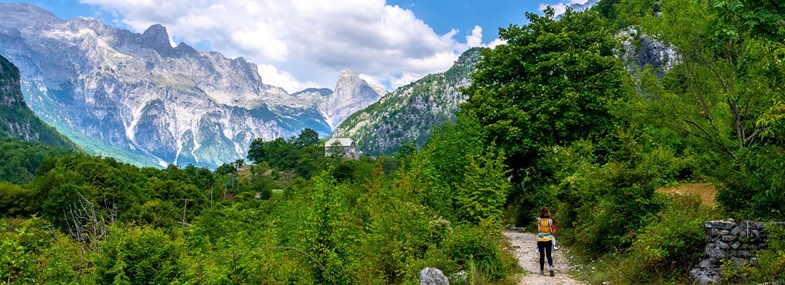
[
  {"x1": 333, "y1": 48, "x2": 482, "y2": 155},
  {"x1": 0, "y1": 3, "x2": 382, "y2": 168},
  {"x1": 0, "y1": 53, "x2": 72, "y2": 148}
]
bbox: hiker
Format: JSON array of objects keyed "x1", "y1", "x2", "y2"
[{"x1": 536, "y1": 207, "x2": 556, "y2": 276}]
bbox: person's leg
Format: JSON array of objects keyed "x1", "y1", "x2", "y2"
[
  {"x1": 545, "y1": 240, "x2": 554, "y2": 276},
  {"x1": 537, "y1": 241, "x2": 546, "y2": 274}
]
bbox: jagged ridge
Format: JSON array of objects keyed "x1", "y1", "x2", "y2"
[{"x1": 0, "y1": 3, "x2": 383, "y2": 168}]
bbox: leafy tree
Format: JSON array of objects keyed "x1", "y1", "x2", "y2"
[
  {"x1": 293, "y1": 128, "x2": 320, "y2": 149},
  {"x1": 635, "y1": 0, "x2": 785, "y2": 157},
  {"x1": 461, "y1": 7, "x2": 630, "y2": 182}
]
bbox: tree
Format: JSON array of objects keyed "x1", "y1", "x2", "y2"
[
  {"x1": 461, "y1": 7, "x2": 630, "y2": 182},
  {"x1": 636, "y1": 0, "x2": 785, "y2": 157},
  {"x1": 247, "y1": 138, "x2": 267, "y2": 164},
  {"x1": 293, "y1": 128, "x2": 320, "y2": 149}
]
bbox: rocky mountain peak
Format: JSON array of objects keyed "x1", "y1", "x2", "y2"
[
  {"x1": 320, "y1": 69, "x2": 384, "y2": 130},
  {"x1": 0, "y1": 3, "x2": 61, "y2": 25},
  {"x1": 141, "y1": 24, "x2": 173, "y2": 55},
  {"x1": 338, "y1": 68, "x2": 356, "y2": 77}
]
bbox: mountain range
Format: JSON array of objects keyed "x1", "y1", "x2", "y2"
[{"x1": 0, "y1": 3, "x2": 384, "y2": 168}]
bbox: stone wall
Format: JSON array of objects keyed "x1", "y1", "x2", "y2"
[{"x1": 690, "y1": 219, "x2": 783, "y2": 284}]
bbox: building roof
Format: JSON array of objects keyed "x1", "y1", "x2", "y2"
[{"x1": 325, "y1": 138, "x2": 355, "y2": 147}]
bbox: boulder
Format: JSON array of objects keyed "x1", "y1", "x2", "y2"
[{"x1": 420, "y1": 268, "x2": 449, "y2": 285}]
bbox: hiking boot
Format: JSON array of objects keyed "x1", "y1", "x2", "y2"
[
  {"x1": 539, "y1": 270, "x2": 544, "y2": 276},
  {"x1": 549, "y1": 266, "x2": 555, "y2": 277}
]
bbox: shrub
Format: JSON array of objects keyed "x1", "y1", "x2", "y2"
[
  {"x1": 626, "y1": 194, "x2": 712, "y2": 282},
  {"x1": 95, "y1": 226, "x2": 184, "y2": 284}
]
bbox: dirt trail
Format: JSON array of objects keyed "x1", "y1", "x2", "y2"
[{"x1": 504, "y1": 230, "x2": 586, "y2": 285}]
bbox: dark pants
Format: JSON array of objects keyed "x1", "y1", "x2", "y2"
[{"x1": 537, "y1": 240, "x2": 553, "y2": 271}]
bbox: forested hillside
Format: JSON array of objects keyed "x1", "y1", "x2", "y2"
[
  {"x1": 334, "y1": 47, "x2": 482, "y2": 155},
  {"x1": 1, "y1": 0, "x2": 784, "y2": 284}
]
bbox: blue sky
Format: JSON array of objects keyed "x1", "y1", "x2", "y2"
[{"x1": 0, "y1": 0, "x2": 586, "y2": 91}]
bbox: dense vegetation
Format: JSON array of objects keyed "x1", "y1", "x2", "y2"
[
  {"x1": 1, "y1": 0, "x2": 784, "y2": 284},
  {"x1": 0, "y1": 126, "x2": 519, "y2": 284}
]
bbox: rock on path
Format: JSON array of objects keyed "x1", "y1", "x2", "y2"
[{"x1": 504, "y1": 229, "x2": 585, "y2": 285}]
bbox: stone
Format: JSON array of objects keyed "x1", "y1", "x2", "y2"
[
  {"x1": 717, "y1": 241, "x2": 730, "y2": 250},
  {"x1": 420, "y1": 268, "x2": 449, "y2": 285},
  {"x1": 699, "y1": 258, "x2": 714, "y2": 269},
  {"x1": 731, "y1": 242, "x2": 740, "y2": 250},
  {"x1": 694, "y1": 271, "x2": 718, "y2": 285},
  {"x1": 730, "y1": 257, "x2": 746, "y2": 270},
  {"x1": 731, "y1": 226, "x2": 743, "y2": 236},
  {"x1": 721, "y1": 235, "x2": 736, "y2": 242},
  {"x1": 738, "y1": 250, "x2": 752, "y2": 258},
  {"x1": 719, "y1": 230, "x2": 730, "y2": 236},
  {"x1": 706, "y1": 245, "x2": 725, "y2": 259}
]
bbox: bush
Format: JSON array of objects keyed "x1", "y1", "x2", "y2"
[
  {"x1": 443, "y1": 225, "x2": 518, "y2": 281},
  {"x1": 626, "y1": 194, "x2": 712, "y2": 282},
  {"x1": 716, "y1": 146, "x2": 785, "y2": 219},
  {"x1": 95, "y1": 226, "x2": 184, "y2": 284}
]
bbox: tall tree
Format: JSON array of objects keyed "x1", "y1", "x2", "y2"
[
  {"x1": 635, "y1": 0, "x2": 785, "y2": 157},
  {"x1": 461, "y1": 7, "x2": 630, "y2": 181}
]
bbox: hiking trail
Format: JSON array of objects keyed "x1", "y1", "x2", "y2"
[{"x1": 504, "y1": 229, "x2": 586, "y2": 285}]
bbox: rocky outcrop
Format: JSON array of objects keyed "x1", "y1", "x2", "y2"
[
  {"x1": 690, "y1": 220, "x2": 784, "y2": 285},
  {"x1": 0, "y1": 53, "x2": 71, "y2": 147},
  {"x1": 618, "y1": 27, "x2": 678, "y2": 78},
  {"x1": 419, "y1": 267, "x2": 449, "y2": 285}
]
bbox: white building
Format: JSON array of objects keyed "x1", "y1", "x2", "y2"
[{"x1": 325, "y1": 138, "x2": 360, "y2": 160}]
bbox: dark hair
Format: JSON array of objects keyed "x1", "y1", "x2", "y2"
[{"x1": 539, "y1": 207, "x2": 551, "y2": 218}]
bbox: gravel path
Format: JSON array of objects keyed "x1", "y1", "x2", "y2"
[{"x1": 504, "y1": 229, "x2": 586, "y2": 285}]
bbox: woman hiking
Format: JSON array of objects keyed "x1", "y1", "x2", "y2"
[{"x1": 536, "y1": 207, "x2": 556, "y2": 276}]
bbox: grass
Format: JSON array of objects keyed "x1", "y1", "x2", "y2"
[{"x1": 657, "y1": 182, "x2": 717, "y2": 207}]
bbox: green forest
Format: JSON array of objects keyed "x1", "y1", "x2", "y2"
[{"x1": 2, "y1": 0, "x2": 785, "y2": 284}]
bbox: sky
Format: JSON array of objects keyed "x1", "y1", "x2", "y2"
[{"x1": 0, "y1": 0, "x2": 589, "y2": 92}]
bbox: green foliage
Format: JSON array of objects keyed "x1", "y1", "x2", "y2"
[
  {"x1": 95, "y1": 226, "x2": 184, "y2": 284},
  {"x1": 454, "y1": 149, "x2": 510, "y2": 225},
  {"x1": 715, "y1": 145, "x2": 785, "y2": 219},
  {"x1": 444, "y1": 225, "x2": 518, "y2": 281},
  {"x1": 0, "y1": 138, "x2": 71, "y2": 184},
  {"x1": 247, "y1": 128, "x2": 326, "y2": 175},
  {"x1": 0, "y1": 217, "x2": 93, "y2": 284},
  {"x1": 461, "y1": 7, "x2": 630, "y2": 181},
  {"x1": 548, "y1": 132, "x2": 693, "y2": 253},
  {"x1": 625, "y1": 195, "x2": 715, "y2": 283}
]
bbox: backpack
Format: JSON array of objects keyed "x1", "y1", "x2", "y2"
[{"x1": 537, "y1": 218, "x2": 553, "y2": 234}]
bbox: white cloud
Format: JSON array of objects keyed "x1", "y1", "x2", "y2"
[
  {"x1": 79, "y1": 0, "x2": 500, "y2": 91},
  {"x1": 257, "y1": 64, "x2": 320, "y2": 93},
  {"x1": 466, "y1": 26, "x2": 484, "y2": 48},
  {"x1": 538, "y1": 0, "x2": 589, "y2": 16}
]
